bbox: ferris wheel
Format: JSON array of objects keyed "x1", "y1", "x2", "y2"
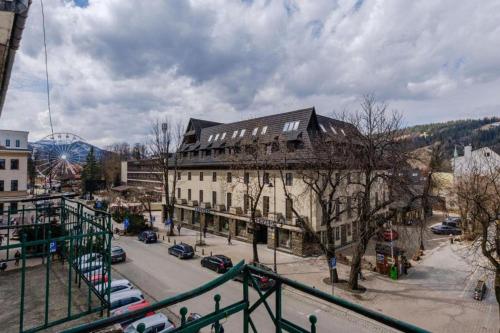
[{"x1": 32, "y1": 133, "x2": 89, "y2": 180}]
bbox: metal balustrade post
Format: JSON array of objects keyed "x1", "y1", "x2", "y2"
[
  {"x1": 180, "y1": 307, "x2": 188, "y2": 327},
  {"x1": 45, "y1": 230, "x2": 52, "y2": 326},
  {"x1": 19, "y1": 234, "x2": 27, "y2": 333},
  {"x1": 275, "y1": 281, "x2": 282, "y2": 333},
  {"x1": 309, "y1": 315, "x2": 317, "y2": 333},
  {"x1": 243, "y1": 267, "x2": 249, "y2": 333},
  {"x1": 214, "y1": 294, "x2": 221, "y2": 332}
]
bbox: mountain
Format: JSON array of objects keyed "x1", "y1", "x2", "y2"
[{"x1": 403, "y1": 117, "x2": 500, "y2": 159}]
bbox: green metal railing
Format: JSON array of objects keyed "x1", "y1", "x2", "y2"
[
  {"x1": 0, "y1": 197, "x2": 112, "y2": 333},
  {"x1": 63, "y1": 261, "x2": 429, "y2": 333}
]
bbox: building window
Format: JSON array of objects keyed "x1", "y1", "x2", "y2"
[
  {"x1": 0, "y1": 203, "x2": 3, "y2": 214},
  {"x1": 177, "y1": 172, "x2": 181, "y2": 180},
  {"x1": 5, "y1": 139, "x2": 10, "y2": 147},
  {"x1": 244, "y1": 194, "x2": 250, "y2": 213},
  {"x1": 188, "y1": 189, "x2": 192, "y2": 201},
  {"x1": 227, "y1": 172, "x2": 232, "y2": 183},
  {"x1": 0, "y1": 180, "x2": 4, "y2": 192},
  {"x1": 10, "y1": 202, "x2": 18, "y2": 214},
  {"x1": 261, "y1": 126, "x2": 268, "y2": 135},
  {"x1": 208, "y1": 134, "x2": 213, "y2": 142},
  {"x1": 347, "y1": 223, "x2": 352, "y2": 236},
  {"x1": 180, "y1": 209, "x2": 185, "y2": 222},
  {"x1": 285, "y1": 198, "x2": 293, "y2": 220},
  {"x1": 214, "y1": 133, "x2": 220, "y2": 141},
  {"x1": 263, "y1": 196, "x2": 269, "y2": 217},
  {"x1": 15, "y1": 140, "x2": 20, "y2": 148},
  {"x1": 199, "y1": 190, "x2": 204, "y2": 203},
  {"x1": 232, "y1": 130, "x2": 238, "y2": 138},
  {"x1": 212, "y1": 191, "x2": 217, "y2": 207},
  {"x1": 347, "y1": 197, "x2": 352, "y2": 218},
  {"x1": 188, "y1": 172, "x2": 191, "y2": 180},
  {"x1": 0, "y1": 159, "x2": 5, "y2": 170},
  {"x1": 221, "y1": 132, "x2": 226, "y2": 140},
  {"x1": 200, "y1": 172, "x2": 204, "y2": 181},
  {"x1": 244, "y1": 172, "x2": 249, "y2": 184},
  {"x1": 212, "y1": 172, "x2": 217, "y2": 182},
  {"x1": 252, "y1": 127, "x2": 259, "y2": 136},
  {"x1": 335, "y1": 227, "x2": 340, "y2": 240},
  {"x1": 177, "y1": 188, "x2": 181, "y2": 198},
  {"x1": 10, "y1": 159, "x2": 19, "y2": 170},
  {"x1": 285, "y1": 173, "x2": 293, "y2": 186},
  {"x1": 226, "y1": 193, "x2": 232, "y2": 209},
  {"x1": 11, "y1": 180, "x2": 18, "y2": 191},
  {"x1": 283, "y1": 121, "x2": 300, "y2": 132},
  {"x1": 239, "y1": 129, "x2": 246, "y2": 137},
  {"x1": 263, "y1": 172, "x2": 270, "y2": 184}
]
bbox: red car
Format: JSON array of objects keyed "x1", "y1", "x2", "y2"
[
  {"x1": 114, "y1": 300, "x2": 155, "y2": 327},
  {"x1": 383, "y1": 229, "x2": 399, "y2": 241}
]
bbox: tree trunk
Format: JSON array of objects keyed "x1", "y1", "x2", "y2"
[
  {"x1": 251, "y1": 216, "x2": 259, "y2": 263},
  {"x1": 326, "y1": 247, "x2": 339, "y2": 283},
  {"x1": 496, "y1": 268, "x2": 500, "y2": 316},
  {"x1": 348, "y1": 242, "x2": 364, "y2": 290}
]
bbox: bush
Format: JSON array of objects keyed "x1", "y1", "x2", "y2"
[{"x1": 126, "y1": 214, "x2": 147, "y2": 235}]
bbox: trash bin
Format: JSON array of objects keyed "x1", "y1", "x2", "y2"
[{"x1": 390, "y1": 265, "x2": 398, "y2": 280}]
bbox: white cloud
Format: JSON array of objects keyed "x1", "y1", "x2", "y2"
[{"x1": 2, "y1": 0, "x2": 500, "y2": 146}]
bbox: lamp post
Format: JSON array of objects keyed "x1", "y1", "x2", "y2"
[
  {"x1": 161, "y1": 122, "x2": 168, "y2": 229},
  {"x1": 268, "y1": 175, "x2": 279, "y2": 273}
]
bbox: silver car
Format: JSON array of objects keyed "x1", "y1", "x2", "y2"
[
  {"x1": 110, "y1": 290, "x2": 145, "y2": 316},
  {"x1": 95, "y1": 279, "x2": 134, "y2": 296},
  {"x1": 124, "y1": 313, "x2": 175, "y2": 333}
]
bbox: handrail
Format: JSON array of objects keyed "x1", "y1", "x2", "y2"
[
  {"x1": 61, "y1": 260, "x2": 246, "y2": 333},
  {"x1": 246, "y1": 265, "x2": 430, "y2": 333}
]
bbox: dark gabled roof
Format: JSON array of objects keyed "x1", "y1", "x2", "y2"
[{"x1": 187, "y1": 118, "x2": 222, "y2": 134}]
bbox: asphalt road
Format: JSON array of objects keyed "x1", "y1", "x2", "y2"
[{"x1": 111, "y1": 237, "x2": 395, "y2": 333}]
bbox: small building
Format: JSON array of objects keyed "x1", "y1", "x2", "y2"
[{"x1": 0, "y1": 129, "x2": 30, "y2": 215}]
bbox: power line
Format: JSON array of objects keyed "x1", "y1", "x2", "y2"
[{"x1": 40, "y1": 0, "x2": 54, "y2": 136}]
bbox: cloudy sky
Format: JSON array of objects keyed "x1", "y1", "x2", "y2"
[{"x1": 3, "y1": 0, "x2": 500, "y2": 147}]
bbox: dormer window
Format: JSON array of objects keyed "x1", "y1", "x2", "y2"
[
  {"x1": 214, "y1": 133, "x2": 220, "y2": 141},
  {"x1": 232, "y1": 130, "x2": 238, "y2": 138},
  {"x1": 341, "y1": 129, "x2": 346, "y2": 136},
  {"x1": 283, "y1": 121, "x2": 300, "y2": 132},
  {"x1": 261, "y1": 126, "x2": 268, "y2": 135},
  {"x1": 221, "y1": 132, "x2": 226, "y2": 140},
  {"x1": 319, "y1": 124, "x2": 326, "y2": 132},
  {"x1": 239, "y1": 129, "x2": 246, "y2": 137},
  {"x1": 330, "y1": 125, "x2": 337, "y2": 134},
  {"x1": 208, "y1": 135, "x2": 213, "y2": 142},
  {"x1": 252, "y1": 127, "x2": 259, "y2": 136}
]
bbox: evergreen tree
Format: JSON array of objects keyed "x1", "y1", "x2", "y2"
[{"x1": 81, "y1": 147, "x2": 100, "y2": 195}]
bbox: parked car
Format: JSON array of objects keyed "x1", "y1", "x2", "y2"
[
  {"x1": 76, "y1": 252, "x2": 103, "y2": 267},
  {"x1": 80, "y1": 260, "x2": 108, "y2": 284},
  {"x1": 201, "y1": 255, "x2": 233, "y2": 273},
  {"x1": 383, "y1": 229, "x2": 399, "y2": 241},
  {"x1": 110, "y1": 290, "x2": 145, "y2": 316},
  {"x1": 442, "y1": 217, "x2": 460, "y2": 228},
  {"x1": 138, "y1": 230, "x2": 158, "y2": 243},
  {"x1": 234, "y1": 261, "x2": 275, "y2": 290},
  {"x1": 430, "y1": 224, "x2": 462, "y2": 235},
  {"x1": 96, "y1": 279, "x2": 134, "y2": 295},
  {"x1": 168, "y1": 243, "x2": 195, "y2": 259},
  {"x1": 114, "y1": 300, "x2": 155, "y2": 327},
  {"x1": 111, "y1": 246, "x2": 127, "y2": 263},
  {"x1": 186, "y1": 313, "x2": 203, "y2": 333},
  {"x1": 124, "y1": 313, "x2": 175, "y2": 333},
  {"x1": 474, "y1": 280, "x2": 487, "y2": 301}
]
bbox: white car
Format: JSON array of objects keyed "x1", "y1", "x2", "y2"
[
  {"x1": 76, "y1": 252, "x2": 103, "y2": 267},
  {"x1": 110, "y1": 290, "x2": 145, "y2": 316},
  {"x1": 95, "y1": 279, "x2": 134, "y2": 296},
  {"x1": 124, "y1": 313, "x2": 175, "y2": 333}
]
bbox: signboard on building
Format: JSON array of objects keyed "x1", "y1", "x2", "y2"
[{"x1": 194, "y1": 207, "x2": 212, "y2": 214}]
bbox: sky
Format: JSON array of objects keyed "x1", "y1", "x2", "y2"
[{"x1": 2, "y1": 0, "x2": 500, "y2": 147}]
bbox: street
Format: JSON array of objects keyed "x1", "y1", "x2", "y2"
[{"x1": 111, "y1": 236, "x2": 396, "y2": 333}]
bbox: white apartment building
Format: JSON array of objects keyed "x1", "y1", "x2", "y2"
[{"x1": 0, "y1": 129, "x2": 29, "y2": 214}]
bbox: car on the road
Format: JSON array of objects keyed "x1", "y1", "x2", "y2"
[
  {"x1": 474, "y1": 280, "x2": 486, "y2": 301},
  {"x1": 430, "y1": 224, "x2": 462, "y2": 235},
  {"x1": 168, "y1": 243, "x2": 194, "y2": 259},
  {"x1": 200, "y1": 255, "x2": 233, "y2": 273},
  {"x1": 234, "y1": 261, "x2": 275, "y2": 290},
  {"x1": 383, "y1": 229, "x2": 399, "y2": 241},
  {"x1": 138, "y1": 230, "x2": 158, "y2": 243},
  {"x1": 96, "y1": 279, "x2": 134, "y2": 295},
  {"x1": 111, "y1": 245, "x2": 127, "y2": 263},
  {"x1": 110, "y1": 290, "x2": 145, "y2": 316},
  {"x1": 124, "y1": 313, "x2": 175, "y2": 333}
]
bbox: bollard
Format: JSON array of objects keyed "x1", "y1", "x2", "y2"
[
  {"x1": 210, "y1": 251, "x2": 212, "y2": 256},
  {"x1": 202, "y1": 248, "x2": 204, "y2": 255},
  {"x1": 309, "y1": 314, "x2": 317, "y2": 333},
  {"x1": 180, "y1": 307, "x2": 188, "y2": 326},
  {"x1": 174, "y1": 239, "x2": 176, "y2": 245}
]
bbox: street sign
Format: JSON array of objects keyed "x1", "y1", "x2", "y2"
[
  {"x1": 49, "y1": 241, "x2": 57, "y2": 253},
  {"x1": 330, "y1": 256, "x2": 337, "y2": 269},
  {"x1": 165, "y1": 217, "x2": 172, "y2": 226},
  {"x1": 124, "y1": 218, "x2": 129, "y2": 230}
]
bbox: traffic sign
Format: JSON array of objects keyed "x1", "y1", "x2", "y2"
[
  {"x1": 165, "y1": 217, "x2": 172, "y2": 226},
  {"x1": 124, "y1": 218, "x2": 129, "y2": 230},
  {"x1": 49, "y1": 241, "x2": 57, "y2": 253}
]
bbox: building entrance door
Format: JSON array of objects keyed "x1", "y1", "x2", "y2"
[
  {"x1": 255, "y1": 225, "x2": 268, "y2": 244},
  {"x1": 341, "y1": 224, "x2": 347, "y2": 246}
]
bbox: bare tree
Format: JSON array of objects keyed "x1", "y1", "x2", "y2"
[
  {"x1": 229, "y1": 134, "x2": 273, "y2": 263},
  {"x1": 149, "y1": 118, "x2": 185, "y2": 235},
  {"x1": 455, "y1": 151, "x2": 500, "y2": 309}
]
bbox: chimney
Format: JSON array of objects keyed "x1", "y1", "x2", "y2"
[{"x1": 464, "y1": 145, "x2": 472, "y2": 158}]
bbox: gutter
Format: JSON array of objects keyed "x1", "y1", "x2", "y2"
[{"x1": 0, "y1": 0, "x2": 31, "y2": 117}]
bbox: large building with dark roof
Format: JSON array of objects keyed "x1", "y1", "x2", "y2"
[{"x1": 123, "y1": 108, "x2": 387, "y2": 256}]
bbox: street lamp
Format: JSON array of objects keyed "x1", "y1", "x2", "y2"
[{"x1": 268, "y1": 177, "x2": 279, "y2": 273}]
